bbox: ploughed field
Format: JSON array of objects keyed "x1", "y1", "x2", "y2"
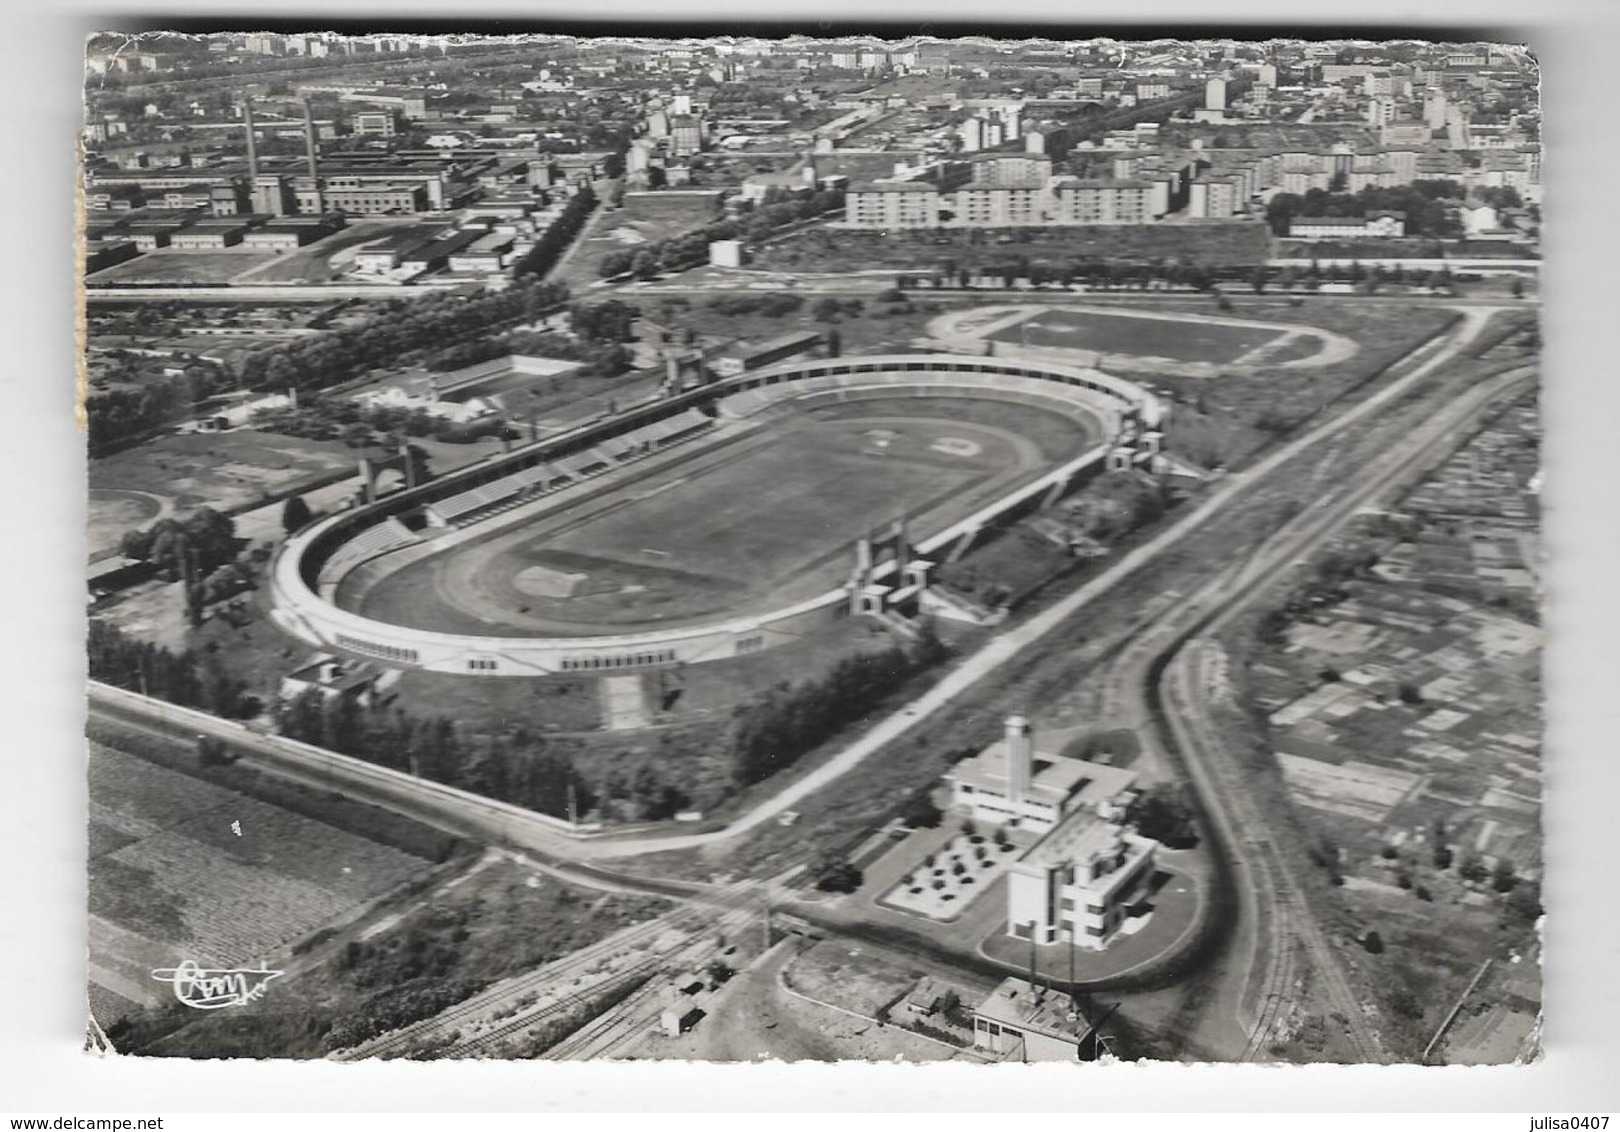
[
  {"x1": 348, "y1": 395, "x2": 1095, "y2": 637},
  {"x1": 87, "y1": 741, "x2": 435, "y2": 1028}
]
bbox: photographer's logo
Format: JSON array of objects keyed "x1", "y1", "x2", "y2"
[{"x1": 151, "y1": 960, "x2": 283, "y2": 1009}]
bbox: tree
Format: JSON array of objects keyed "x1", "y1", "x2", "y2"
[
  {"x1": 1361, "y1": 930, "x2": 1384, "y2": 954},
  {"x1": 1491, "y1": 858, "x2": 1519, "y2": 893},
  {"x1": 898, "y1": 790, "x2": 942, "y2": 830},
  {"x1": 824, "y1": 327, "x2": 842, "y2": 358},
  {"x1": 812, "y1": 297, "x2": 842, "y2": 323},
  {"x1": 281, "y1": 494, "x2": 312, "y2": 536},
  {"x1": 1503, "y1": 880, "x2": 1542, "y2": 928},
  {"x1": 1127, "y1": 783, "x2": 1200, "y2": 849},
  {"x1": 630, "y1": 250, "x2": 657, "y2": 281},
  {"x1": 807, "y1": 850, "x2": 863, "y2": 894}
]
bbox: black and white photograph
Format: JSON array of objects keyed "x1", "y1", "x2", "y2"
[{"x1": 73, "y1": 26, "x2": 1552, "y2": 1071}]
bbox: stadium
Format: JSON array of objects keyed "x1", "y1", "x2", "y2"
[{"x1": 269, "y1": 354, "x2": 1169, "y2": 676}]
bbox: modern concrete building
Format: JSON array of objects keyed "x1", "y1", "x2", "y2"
[
  {"x1": 710, "y1": 330, "x2": 823, "y2": 378},
  {"x1": 1289, "y1": 211, "x2": 1407, "y2": 239},
  {"x1": 1006, "y1": 811, "x2": 1158, "y2": 948},
  {"x1": 1052, "y1": 178, "x2": 1155, "y2": 225},
  {"x1": 946, "y1": 715, "x2": 1138, "y2": 834}
]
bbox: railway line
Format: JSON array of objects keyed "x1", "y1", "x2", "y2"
[{"x1": 333, "y1": 877, "x2": 770, "y2": 1060}]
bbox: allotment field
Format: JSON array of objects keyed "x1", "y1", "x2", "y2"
[
  {"x1": 87, "y1": 739, "x2": 443, "y2": 1029},
  {"x1": 347, "y1": 395, "x2": 1094, "y2": 637}
]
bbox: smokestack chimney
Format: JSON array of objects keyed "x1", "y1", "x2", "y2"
[
  {"x1": 1005, "y1": 714, "x2": 1032, "y2": 812},
  {"x1": 302, "y1": 99, "x2": 320, "y2": 179},
  {"x1": 242, "y1": 99, "x2": 259, "y2": 178}
]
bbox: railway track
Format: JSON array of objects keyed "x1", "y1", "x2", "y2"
[
  {"x1": 542, "y1": 900, "x2": 767, "y2": 1061},
  {"x1": 333, "y1": 876, "x2": 767, "y2": 1060}
]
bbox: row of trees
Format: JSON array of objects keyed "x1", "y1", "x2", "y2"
[
  {"x1": 896, "y1": 258, "x2": 1231, "y2": 293},
  {"x1": 274, "y1": 691, "x2": 596, "y2": 823},
  {"x1": 87, "y1": 619, "x2": 256, "y2": 718},
  {"x1": 115, "y1": 507, "x2": 267, "y2": 627},
  {"x1": 728, "y1": 625, "x2": 948, "y2": 789},
  {"x1": 86, "y1": 362, "x2": 234, "y2": 452},
  {"x1": 1265, "y1": 182, "x2": 1471, "y2": 239},
  {"x1": 512, "y1": 183, "x2": 598, "y2": 280},
  {"x1": 595, "y1": 189, "x2": 845, "y2": 281},
  {"x1": 235, "y1": 277, "x2": 571, "y2": 396},
  {"x1": 117, "y1": 507, "x2": 239, "y2": 581}
]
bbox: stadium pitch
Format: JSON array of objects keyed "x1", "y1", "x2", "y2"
[{"x1": 346, "y1": 396, "x2": 1093, "y2": 638}]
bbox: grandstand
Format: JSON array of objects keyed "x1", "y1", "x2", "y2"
[
  {"x1": 315, "y1": 518, "x2": 421, "y2": 592},
  {"x1": 422, "y1": 408, "x2": 715, "y2": 529}
]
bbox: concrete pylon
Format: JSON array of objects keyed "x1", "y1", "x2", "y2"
[
  {"x1": 1004, "y1": 714, "x2": 1032, "y2": 814},
  {"x1": 242, "y1": 99, "x2": 259, "y2": 178}
]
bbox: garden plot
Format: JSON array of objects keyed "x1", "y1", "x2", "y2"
[{"x1": 882, "y1": 832, "x2": 1021, "y2": 921}]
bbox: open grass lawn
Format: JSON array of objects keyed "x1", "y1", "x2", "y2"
[
  {"x1": 553, "y1": 191, "x2": 724, "y2": 289},
  {"x1": 646, "y1": 292, "x2": 951, "y2": 356},
  {"x1": 1133, "y1": 297, "x2": 1463, "y2": 470},
  {"x1": 355, "y1": 396, "x2": 1077, "y2": 636},
  {"x1": 991, "y1": 307, "x2": 1283, "y2": 364},
  {"x1": 751, "y1": 222, "x2": 1274, "y2": 275},
  {"x1": 89, "y1": 429, "x2": 360, "y2": 514},
  {"x1": 88, "y1": 249, "x2": 281, "y2": 285}
]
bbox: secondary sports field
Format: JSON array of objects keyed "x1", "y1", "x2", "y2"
[
  {"x1": 348, "y1": 396, "x2": 1093, "y2": 637},
  {"x1": 86, "y1": 249, "x2": 281, "y2": 285},
  {"x1": 988, "y1": 307, "x2": 1282, "y2": 364}
]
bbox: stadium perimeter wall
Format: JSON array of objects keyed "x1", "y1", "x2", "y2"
[{"x1": 270, "y1": 354, "x2": 1164, "y2": 677}]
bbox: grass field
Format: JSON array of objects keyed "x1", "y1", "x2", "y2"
[
  {"x1": 88, "y1": 740, "x2": 437, "y2": 1029},
  {"x1": 353, "y1": 395, "x2": 1091, "y2": 636},
  {"x1": 87, "y1": 249, "x2": 281, "y2": 285},
  {"x1": 89, "y1": 429, "x2": 361, "y2": 515},
  {"x1": 87, "y1": 489, "x2": 167, "y2": 556},
  {"x1": 751, "y1": 222, "x2": 1274, "y2": 275},
  {"x1": 990, "y1": 307, "x2": 1284, "y2": 364},
  {"x1": 554, "y1": 189, "x2": 724, "y2": 289}
]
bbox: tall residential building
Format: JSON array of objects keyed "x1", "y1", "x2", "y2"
[
  {"x1": 1424, "y1": 86, "x2": 1449, "y2": 130},
  {"x1": 1053, "y1": 179, "x2": 1154, "y2": 225},
  {"x1": 669, "y1": 116, "x2": 704, "y2": 157},
  {"x1": 997, "y1": 103, "x2": 1023, "y2": 142},
  {"x1": 1205, "y1": 77, "x2": 1228, "y2": 111},
  {"x1": 958, "y1": 116, "x2": 985, "y2": 153}
]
